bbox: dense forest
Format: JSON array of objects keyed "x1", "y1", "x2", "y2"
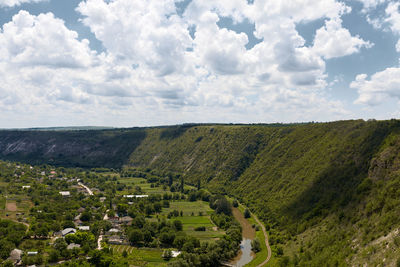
[{"x1": 1, "y1": 120, "x2": 400, "y2": 265}]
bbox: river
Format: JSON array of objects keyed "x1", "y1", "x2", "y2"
[{"x1": 230, "y1": 208, "x2": 256, "y2": 267}]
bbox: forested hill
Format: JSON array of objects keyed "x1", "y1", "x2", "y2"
[{"x1": 1, "y1": 120, "x2": 400, "y2": 265}]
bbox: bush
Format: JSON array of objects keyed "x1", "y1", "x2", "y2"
[
  {"x1": 251, "y1": 239, "x2": 261, "y2": 253},
  {"x1": 232, "y1": 199, "x2": 239, "y2": 208},
  {"x1": 194, "y1": 226, "x2": 206, "y2": 231},
  {"x1": 162, "y1": 249, "x2": 172, "y2": 261},
  {"x1": 244, "y1": 209, "x2": 251, "y2": 219}
]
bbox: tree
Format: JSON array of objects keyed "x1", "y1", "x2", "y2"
[
  {"x1": 80, "y1": 211, "x2": 92, "y2": 222},
  {"x1": 48, "y1": 249, "x2": 60, "y2": 263},
  {"x1": 232, "y1": 199, "x2": 239, "y2": 208},
  {"x1": 173, "y1": 220, "x2": 183, "y2": 231},
  {"x1": 251, "y1": 239, "x2": 261, "y2": 253},
  {"x1": 180, "y1": 176, "x2": 184, "y2": 193},
  {"x1": 244, "y1": 209, "x2": 251, "y2": 219},
  {"x1": 128, "y1": 229, "x2": 143, "y2": 245},
  {"x1": 215, "y1": 197, "x2": 232, "y2": 216},
  {"x1": 54, "y1": 238, "x2": 67, "y2": 251},
  {"x1": 197, "y1": 178, "x2": 201, "y2": 190}
]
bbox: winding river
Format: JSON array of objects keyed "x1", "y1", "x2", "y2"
[{"x1": 230, "y1": 208, "x2": 256, "y2": 267}]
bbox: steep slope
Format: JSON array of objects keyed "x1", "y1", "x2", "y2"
[
  {"x1": 0, "y1": 129, "x2": 146, "y2": 168},
  {"x1": 1, "y1": 120, "x2": 400, "y2": 265},
  {"x1": 127, "y1": 120, "x2": 400, "y2": 265}
]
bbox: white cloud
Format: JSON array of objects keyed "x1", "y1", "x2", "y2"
[
  {"x1": 356, "y1": 0, "x2": 388, "y2": 11},
  {"x1": 351, "y1": 68, "x2": 400, "y2": 105},
  {"x1": 385, "y1": 2, "x2": 400, "y2": 34},
  {"x1": 0, "y1": 0, "x2": 361, "y2": 127},
  {"x1": 0, "y1": 11, "x2": 96, "y2": 68},
  {"x1": 312, "y1": 18, "x2": 373, "y2": 59},
  {"x1": 0, "y1": 0, "x2": 46, "y2": 7}
]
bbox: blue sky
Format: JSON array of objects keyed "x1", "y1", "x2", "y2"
[{"x1": 0, "y1": 0, "x2": 399, "y2": 127}]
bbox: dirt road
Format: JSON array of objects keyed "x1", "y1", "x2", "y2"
[{"x1": 252, "y1": 213, "x2": 272, "y2": 267}]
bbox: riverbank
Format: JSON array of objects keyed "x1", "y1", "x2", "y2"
[{"x1": 230, "y1": 207, "x2": 256, "y2": 267}]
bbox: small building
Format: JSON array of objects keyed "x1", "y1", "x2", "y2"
[
  {"x1": 67, "y1": 243, "x2": 81, "y2": 250},
  {"x1": 99, "y1": 197, "x2": 106, "y2": 202},
  {"x1": 105, "y1": 228, "x2": 120, "y2": 235},
  {"x1": 77, "y1": 207, "x2": 86, "y2": 213},
  {"x1": 123, "y1": 194, "x2": 148, "y2": 198},
  {"x1": 27, "y1": 251, "x2": 38, "y2": 256},
  {"x1": 108, "y1": 235, "x2": 124, "y2": 245},
  {"x1": 59, "y1": 191, "x2": 70, "y2": 197},
  {"x1": 8, "y1": 248, "x2": 22, "y2": 263},
  {"x1": 78, "y1": 226, "x2": 90, "y2": 231},
  {"x1": 120, "y1": 216, "x2": 133, "y2": 225},
  {"x1": 22, "y1": 185, "x2": 31, "y2": 189},
  {"x1": 171, "y1": 251, "x2": 181, "y2": 258},
  {"x1": 62, "y1": 228, "x2": 76, "y2": 237}
]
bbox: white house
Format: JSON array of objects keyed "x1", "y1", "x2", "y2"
[
  {"x1": 123, "y1": 194, "x2": 148, "y2": 198},
  {"x1": 78, "y1": 226, "x2": 90, "y2": 231},
  {"x1": 59, "y1": 191, "x2": 70, "y2": 197}
]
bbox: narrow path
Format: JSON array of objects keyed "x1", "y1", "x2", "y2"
[
  {"x1": 252, "y1": 213, "x2": 272, "y2": 267},
  {"x1": 78, "y1": 182, "x2": 93, "y2": 196},
  {"x1": 97, "y1": 235, "x2": 103, "y2": 250}
]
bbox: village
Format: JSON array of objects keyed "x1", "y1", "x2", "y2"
[{"x1": 0, "y1": 161, "x2": 254, "y2": 266}]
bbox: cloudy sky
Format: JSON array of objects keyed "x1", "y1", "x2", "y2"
[{"x1": 0, "y1": 0, "x2": 399, "y2": 128}]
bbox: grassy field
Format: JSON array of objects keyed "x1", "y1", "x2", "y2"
[
  {"x1": 109, "y1": 245, "x2": 169, "y2": 267},
  {"x1": 0, "y1": 195, "x2": 32, "y2": 220},
  {"x1": 117, "y1": 177, "x2": 194, "y2": 195},
  {"x1": 161, "y1": 200, "x2": 225, "y2": 240}
]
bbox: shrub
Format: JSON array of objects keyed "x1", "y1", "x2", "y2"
[
  {"x1": 244, "y1": 209, "x2": 251, "y2": 219},
  {"x1": 194, "y1": 226, "x2": 206, "y2": 231}
]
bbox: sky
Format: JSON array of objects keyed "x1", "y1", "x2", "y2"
[{"x1": 0, "y1": 0, "x2": 400, "y2": 128}]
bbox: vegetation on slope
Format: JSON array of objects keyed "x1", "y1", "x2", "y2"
[{"x1": 1, "y1": 120, "x2": 400, "y2": 265}]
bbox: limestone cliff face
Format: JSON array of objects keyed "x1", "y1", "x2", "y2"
[{"x1": 0, "y1": 129, "x2": 146, "y2": 168}]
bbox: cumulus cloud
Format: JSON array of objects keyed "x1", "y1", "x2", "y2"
[
  {"x1": 351, "y1": 69, "x2": 400, "y2": 105},
  {"x1": 0, "y1": 11, "x2": 96, "y2": 68},
  {"x1": 0, "y1": 0, "x2": 366, "y2": 127},
  {"x1": 312, "y1": 18, "x2": 373, "y2": 59},
  {"x1": 0, "y1": 0, "x2": 46, "y2": 7},
  {"x1": 356, "y1": 0, "x2": 388, "y2": 11}
]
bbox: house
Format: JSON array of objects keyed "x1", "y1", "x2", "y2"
[
  {"x1": 59, "y1": 191, "x2": 70, "y2": 197},
  {"x1": 123, "y1": 194, "x2": 149, "y2": 198},
  {"x1": 27, "y1": 251, "x2": 38, "y2": 256},
  {"x1": 8, "y1": 248, "x2": 22, "y2": 263},
  {"x1": 108, "y1": 235, "x2": 124, "y2": 245},
  {"x1": 67, "y1": 243, "x2": 81, "y2": 250},
  {"x1": 171, "y1": 251, "x2": 181, "y2": 258},
  {"x1": 22, "y1": 185, "x2": 31, "y2": 189},
  {"x1": 120, "y1": 216, "x2": 133, "y2": 225},
  {"x1": 99, "y1": 197, "x2": 106, "y2": 202},
  {"x1": 62, "y1": 228, "x2": 76, "y2": 237},
  {"x1": 77, "y1": 207, "x2": 85, "y2": 213},
  {"x1": 105, "y1": 228, "x2": 120, "y2": 236},
  {"x1": 78, "y1": 226, "x2": 90, "y2": 231}
]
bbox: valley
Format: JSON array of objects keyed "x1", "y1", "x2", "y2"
[{"x1": 0, "y1": 120, "x2": 400, "y2": 266}]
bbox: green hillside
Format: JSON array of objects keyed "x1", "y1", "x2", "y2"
[{"x1": 0, "y1": 120, "x2": 400, "y2": 265}]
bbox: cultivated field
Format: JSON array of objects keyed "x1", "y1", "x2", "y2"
[{"x1": 109, "y1": 245, "x2": 168, "y2": 267}]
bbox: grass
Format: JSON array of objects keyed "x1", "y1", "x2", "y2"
[
  {"x1": 109, "y1": 245, "x2": 169, "y2": 266},
  {"x1": 0, "y1": 195, "x2": 32, "y2": 220},
  {"x1": 0, "y1": 196, "x2": 5, "y2": 210},
  {"x1": 117, "y1": 177, "x2": 167, "y2": 195},
  {"x1": 161, "y1": 200, "x2": 225, "y2": 240}
]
